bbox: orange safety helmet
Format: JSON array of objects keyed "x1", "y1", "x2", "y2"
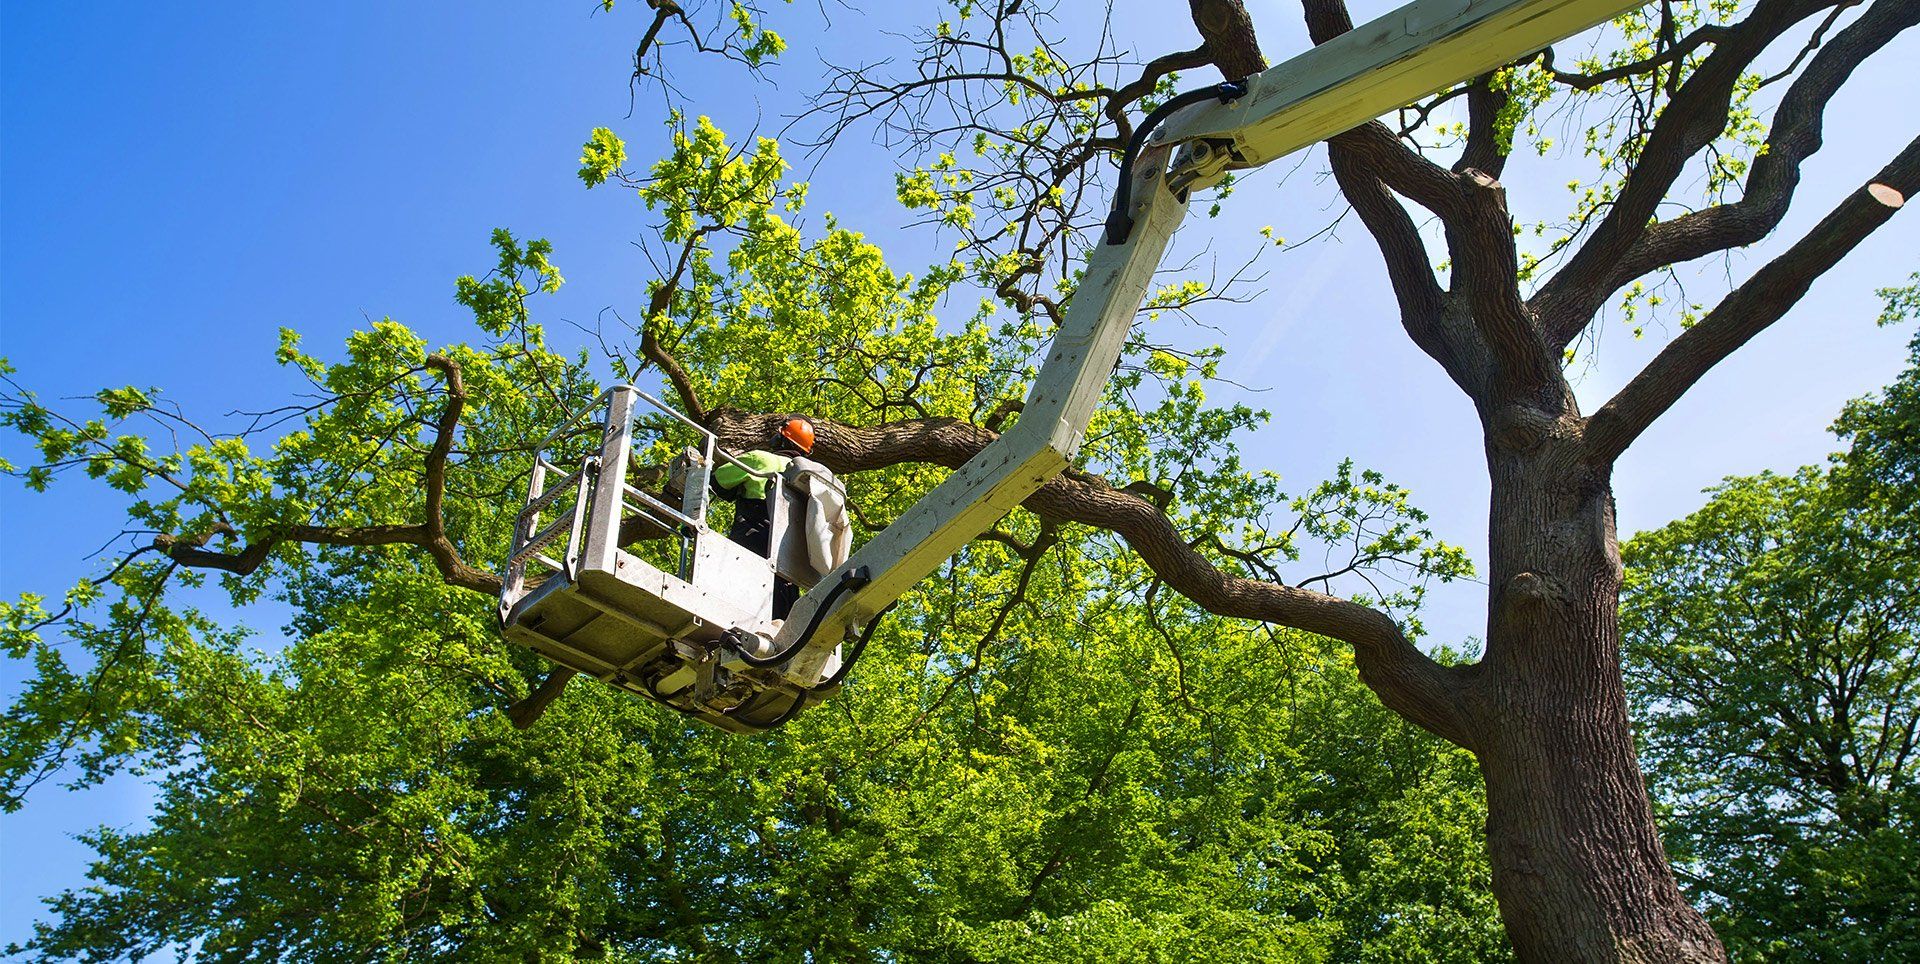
[{"x1": 777, "y1": 416, "x2": 816, "y2": 454}]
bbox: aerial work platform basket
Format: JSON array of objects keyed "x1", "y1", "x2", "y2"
[{"x1": 498, "y1": 386, "x2": 848, "y2": 732}]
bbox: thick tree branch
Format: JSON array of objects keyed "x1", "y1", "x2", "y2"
[
  {"x1": 1305, "y1": 0, "x2": 1530, "y2": 405},
  {"x1": 1331, "y1": 123, "x2": 1476, "y2": 220},
  {"x1": 416, "y1": 354, "x2": 493, "y2": 590},
  {"x1": 1327, "y1": 146, "x2": 1491, "y2": 397},
  {"x1": 639, "y1": 320, "x2": 708, "y2": 423},
  {"x1": 153, "y1": 355, "x2": 502, "y2": 595},
  {"x1": 1585, "y1": 137, "x2": 1916, "y2": 464},
  {"x1": 1541, "y1": 0, "x2": 1917, "y2": 347},
  {"x1": 1302, "y1": 0, "x2": 1478, "y2": 221},
  {"x1": 1457, "y1": 73, "x2": 1511, "y2": 178},
  {"x1": 505, "y1": 667, "x2": 578, "y2": 729},
  {"x1": 1189, "y1": 0, "x2": 1267, "y2": 78},
  {"x1": 707, "y1": 408, "x2": 1477, "y2": 744},
  {"x1": 421, "y1": 354, "x2": 461, "y2": 525},
  {"x1": 1445, "y1": 171, "x2": 1561, "y2": 403},
  {"x1": 1534, "y1": 0, "x2": 1857, "y2": 342},
  {"x1": 153, "y1": 522, "x2": 410, "y2": 574}
]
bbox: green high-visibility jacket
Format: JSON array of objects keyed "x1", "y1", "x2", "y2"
[{"x1": 713, "y1": 450, "x2": 790, "y2": 501}]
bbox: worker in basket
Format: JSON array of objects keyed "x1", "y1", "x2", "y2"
[{"x1": 712, "y1": 415, "x2": 849, "y2": 623}]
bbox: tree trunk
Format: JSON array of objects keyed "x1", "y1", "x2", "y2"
[{"x1": 1473, "y1": 437, "x2": 1725, "y2": 962}]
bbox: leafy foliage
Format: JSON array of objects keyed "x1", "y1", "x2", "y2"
[
  {"x1": 1, "y1": 117, "x2": 1493, "y2": 959},
  {"x1": 1620, "y1": 289, "x2": 1920, "y2": 961}
]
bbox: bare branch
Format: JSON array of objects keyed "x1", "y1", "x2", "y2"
[
  {"x1": 1300, "y1": 0, "x2": 1482, "y2": 222},
  {"x1": 1540, "y1": 24, "x2": 1734, "y2": 91},
  {"x1": 1585, "y1": 136, "x2": 1917, "y2": 464},
  {"x1": 1758, "y1": 0, "x2": 1857, "y2": 87},
  {"x1": 631, "y1": 2, "x2": 683, "y2": 77},
  {"x1": 1107, "y1": 45, "x2": 1211, "y2": 115},
  {"x1": 1540, "y1": 0, "x2": 1917, "y2": 346},
  {"x1": 1533, "y1": 0, "x2": 1862, "y2": 343}
]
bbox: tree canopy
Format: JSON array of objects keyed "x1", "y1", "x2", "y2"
[
  {"x1": 3, "y1": 0, "x2": 1916, "y2": 959},
  {"x1": 2, "y1": 119, "x2": 1490, "y2": 960},
  {"x1": 1621, "y1": 279, "x2": 1920, "y2": 962}
]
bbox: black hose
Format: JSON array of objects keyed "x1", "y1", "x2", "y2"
[
  {"x1": 739, "y1": 596, "x2": 892, "y2": 730},
  {"x1": 1103, "y1": 79, "x2": 1250, "y2": 247},
  {"x1": 754, "y1": 690, "x2": 813, "y2": 731},
  {"x1": 732, "y1": 565, "x2": 873, "y2": 668},
  {"x1": 808, "y1": 605, "x2": 889, "y2": 690},
  {"x1": 808, "y1": 632, "x2": 872, "y2": 691}
]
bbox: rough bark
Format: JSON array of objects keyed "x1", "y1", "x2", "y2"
[
  {"x1": 1189, "y1": 0, "x2": 1267, "y2": 78},
  {"x1": 1263, "y1": 0, "x2": 1914, "y2": 956},
  {"x1": 1475, "y1": 435, "x2": 1726, "y2": 961}
]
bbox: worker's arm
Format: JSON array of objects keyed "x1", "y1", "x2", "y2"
[{"x1": 713, "y1": 451, "x2": 788, "y2": 501}]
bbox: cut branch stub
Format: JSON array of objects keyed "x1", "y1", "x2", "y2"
[{"x1": 1585, "y1": 135, "x2": 1920, "y2": 465}]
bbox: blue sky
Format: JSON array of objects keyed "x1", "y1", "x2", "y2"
[{"x1": 3, "y1": 0, "x2": 1915, "y2": 947}]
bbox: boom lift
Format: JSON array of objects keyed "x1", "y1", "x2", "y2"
[{"x1": 498, "y1": 0, "x2": 1646, "y2": 731}]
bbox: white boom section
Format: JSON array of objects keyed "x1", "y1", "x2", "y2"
[
  {"x1": 772, "y1": 0, "x2": 1645, "y2": 683},
  {"x1": 775, "y1": 148, "x2": 1190, "y2": 683},
  {"x1": 1153, "y1": 0, "x2": 1646, "y2": 173}
]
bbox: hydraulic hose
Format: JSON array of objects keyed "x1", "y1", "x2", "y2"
[
  {"x1": 1103, "y1": 79, "x2": 1250, "y2": 246},
  {"x1": 808, "y1": 614, "x2": 881, "y2": 690},
  {"x1": 755, "y1": 689, "x2": 813, "y2": 731},
  {"x1": 731, "y1": 565, "x2": 874, "y2": 669},
  {"x1": 741, "y1": 580, "x2": 888, "y2": 730}
]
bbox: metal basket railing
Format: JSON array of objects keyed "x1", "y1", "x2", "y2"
[{"x1": 499, "y1": 386, "x2": 811, "y2": 614}]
